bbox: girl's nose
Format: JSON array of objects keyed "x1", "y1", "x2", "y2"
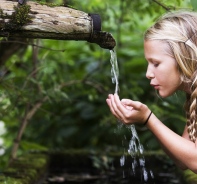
[{"x1": 146, "y1": 67, "x2": 154, "y2": 79}]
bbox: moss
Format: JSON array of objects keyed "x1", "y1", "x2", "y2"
[
  {"x1": 34, "y1": 0, "x2": 77, "y2": 9},
  {"x1": 0, "y1": 9, "x2": 3, "y2": 17},
  {"x1": 5, "y1": 5, "x2": 32, "y2": 30},
  {"x1": 0, "y1": 7, "x2": 8, "y2": 20},
  {"x1": 34, "y1": 1, "x2": 61, "y2": 7}
]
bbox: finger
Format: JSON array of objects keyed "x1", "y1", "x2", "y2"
[
  {"x1": 121, "y1": 99, "x2": 134, "y2": 110},
  {"x1": 106, "y1": 98, "x2": 120, "y2": 119},
  {"x1": 113, "y1": 94, "x2": 133, "y2": 122},
  {"x1": 124, "y1": 105, "x2": 133, "y2": 111},
  {"x1": 107, "y1": 94, "x2": 113, "y2": 99},
  {"x1": 110, "y1": 95, "x2": 125, "y2": 120},
  {"x1": 121, "y1": 99, "x2": 133, "y2": 105},
  {"x1": 109, "y1": 95, "x2": 119, "y2": 113},
  {"x1": 122, "y1": 99, "x2": 142, "y2": 111},
  {"x1": 110, "y1": 94, "x2": 121, "y2": 113},
  {"x1": 106, "y1": 98, "x2": 114, "y2": 112},
  {"x1": 114, "y1": 94, "x2": 127, "y2": 113},
  {"x1": 106, "y1": 98, "x2": 110, "y2": 106}
]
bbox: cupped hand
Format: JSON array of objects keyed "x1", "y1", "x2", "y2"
[{"x1": 106, "y1": 94, "x2": 150, "y2": 125}]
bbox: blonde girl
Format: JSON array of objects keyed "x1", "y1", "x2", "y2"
[{"x1": 106, "y1": 11, "x2": 197, "y2": 173}]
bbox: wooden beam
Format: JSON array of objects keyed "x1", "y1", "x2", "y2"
[{"x1": 0, "y1": 1, "x2": 116, "y2": 49}]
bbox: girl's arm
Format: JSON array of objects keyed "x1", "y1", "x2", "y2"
[
  {"x1": 158, "y1": 126, "x2": 189, "y2": 170},
  {"x1": 106, "y1": 94, "x2": 197, "y2": 173},
  {"x1": 146, "y1": 115, "x2": 195, "y2": 171}
]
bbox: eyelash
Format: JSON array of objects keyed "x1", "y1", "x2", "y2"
[{"x1": 154, "y1": 63, "x2": 159, "y2": 67}]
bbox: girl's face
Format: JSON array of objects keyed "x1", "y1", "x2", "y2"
[{"x1": 144, "y1": 40, "x2": 182, "y2": 98}]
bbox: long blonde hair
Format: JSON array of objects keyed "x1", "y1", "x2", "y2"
[{"x1": 144, "y1": 11, "x2": 197, "y2": 142}]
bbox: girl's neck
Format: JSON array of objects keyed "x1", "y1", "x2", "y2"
[{"x1": 179, "y1": 82, "x2": 191, "y2": 94}]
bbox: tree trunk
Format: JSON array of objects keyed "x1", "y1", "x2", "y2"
[{"x1": 0, "y1": 1, "x2": 116, "y2": 49}]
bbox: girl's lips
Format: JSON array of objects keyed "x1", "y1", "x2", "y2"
[
  {"x1": 151, "y1": 84, "x2": 160, "y2": 89},
  {"x1": 154, "y1": 85, "x2": 160, "y2": 89}
]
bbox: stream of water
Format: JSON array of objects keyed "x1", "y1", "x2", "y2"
[
  {"x1": 110, "y1": 49, "x2": 119, "y2": 94},
  {"x1": 110, "y1": 49, "x2": 154, "y2": 183}
]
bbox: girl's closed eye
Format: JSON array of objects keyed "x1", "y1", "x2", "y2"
[
  {"x1": 154, "y1": 63, "x2": 159, "y2": 67},
  {"x1": 152, "y1": 60, "x2": 160, "y2": 67}
]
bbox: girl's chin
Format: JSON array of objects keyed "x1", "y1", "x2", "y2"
[{"x1": 158, "y1": 90, "x2": 174, "y2": 98}]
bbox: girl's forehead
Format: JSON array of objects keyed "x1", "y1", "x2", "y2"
[{"x1": 144, "y1": 40, "x2": 171, "y2": 59}]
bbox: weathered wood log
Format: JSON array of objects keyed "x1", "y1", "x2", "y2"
[{"x1": 0, "y1": 1, "x2": 116, "y2": 49}]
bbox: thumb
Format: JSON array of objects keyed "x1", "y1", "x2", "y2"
[
  {"x1": 121, "y1": 99, "x2": 144, "y2": 111},
  {"x1": 121, "y1": 99, "x2": 134, "y2": 105},
  {"x1": 121, "y1": 99, "x2": 134, "y2": 111}
]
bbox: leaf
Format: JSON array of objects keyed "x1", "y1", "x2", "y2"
[
  {"x1": 20, "y1": 140, "x2": 48, "y2": 151},
  {"x1": 191, "y1": 0, "x2": 197, "y2": 10}
]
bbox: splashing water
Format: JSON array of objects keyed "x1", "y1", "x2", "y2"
[
  {"x1": 109, "y1": 50, "x2": 154, "y2": 182},
  {"x1": 128, "y1": 125, "x2": 150, "y2": 181},
  {"x1": 110, "y1": 49, "x2": 119, "y2": 94}
]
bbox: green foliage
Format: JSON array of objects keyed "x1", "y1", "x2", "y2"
[
  {"x1": 0, "y1": 0, "x2": 194, "y2": 169},
  {"x1": 183, "y1": 169, "x2": 197, "y2": 183},
  {"x1": 191, "y1": 0, "x2": 197, "y2": 10},
  {"x1": 0, "y1": 153, "x2": 49, "y2": 184}
]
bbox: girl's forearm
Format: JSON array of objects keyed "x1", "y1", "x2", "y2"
[
  {"x1": 160, "y1": 142, "x2": 188, "y2": 170},
  {"x1": 146, "y1": 113, "x2": 197, "y2": 173}
]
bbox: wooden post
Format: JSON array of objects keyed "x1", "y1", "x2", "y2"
[{"x1": 0, "y1": 1, "x2": 116, "y2": 49}]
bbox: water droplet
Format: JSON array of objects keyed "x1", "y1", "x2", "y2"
[{"x1": 120, "y1": 155, "x2": 125, "y2": 166}]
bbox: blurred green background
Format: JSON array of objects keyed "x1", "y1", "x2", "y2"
[{"x1": 0, "y1": 0, "x2": 195, "y2": 170}]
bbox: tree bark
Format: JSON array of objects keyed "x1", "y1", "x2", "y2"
[{"x1": 0, "y1": 1, "x2": 116, "y2": 49}]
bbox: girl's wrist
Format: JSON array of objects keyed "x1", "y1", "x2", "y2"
[{"x1": 143, "y1": 111, "x2": 152, "y2": 125}]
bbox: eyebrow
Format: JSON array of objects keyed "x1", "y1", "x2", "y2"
[{"x1": 145, "y1": 57, "x2": 161, "y2": 62}]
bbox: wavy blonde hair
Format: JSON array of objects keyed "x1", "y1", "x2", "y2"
[{"x1": 144, "y1": 11, "x2": 197, "y2": 142}]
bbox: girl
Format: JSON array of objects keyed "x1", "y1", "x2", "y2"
[{"x1": 106, "y1": 11, "x2": 197, "y2": 173}]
